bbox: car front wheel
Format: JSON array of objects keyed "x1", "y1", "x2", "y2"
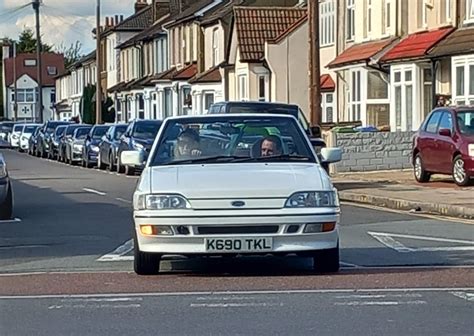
[
  {"x1": 414, "y1": 153, "x2": 431, "y2": 183},
  {"x1": 133, "y1": 232, "x2": 162, "y2": 275},
  {"x1": 453, "y1": 155, "x2": 472, "y2": 186}
]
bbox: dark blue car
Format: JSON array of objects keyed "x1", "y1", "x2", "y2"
[
  {"x1": 116, "y1": 120, "x2": 162, "y2": 175},
  {"x1": 82, "y1": 124, "x2": 111, "y2": 168},
  {"x1": 98, "y1": 124, "x2": 128, "y2": 172}
]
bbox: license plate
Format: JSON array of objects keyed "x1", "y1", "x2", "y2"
[{"x1": 205, "y1": 237, "x2": 273, "y2": 252}]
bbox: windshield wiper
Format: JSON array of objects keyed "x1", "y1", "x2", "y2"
[
  {"x1": 235, "y1": 154, "x2": 312, "y2": 162},
  {"x1": 162, "y1": 155, "x2": 248, "y2": 165}
]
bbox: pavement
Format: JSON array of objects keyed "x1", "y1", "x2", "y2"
[
  {"x1": 333, "y1": 170, "x2": 474, "y2": 220},
  {"x1": 1, "y1": 149, "x2": 473, "y2": 335}
]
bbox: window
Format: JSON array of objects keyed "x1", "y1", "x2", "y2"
[
  {"x1": 322, "y1": 93, "x2": 334, "y2": 123},
  {"x1": 367, "y1": 0, "x2": 372, "y2": 34},
  {"x1": 350, "y1": 70, "x2": 361, "y2": 121},
  {"x1": 438, "y1": 112, "x2": 453, "y2": 131},
  {"x1": 467, "y1": 0, "x2": 474, "y2": 22},
  {"x1": 24, "y1": 59, "x2": 36, "y2": 67},
  {"x1": 392, "y1": 67, "x2": 415, "y2": 131},
  {"x1": 440, "y1": 0, "x2": 452, "y2": 23},
  {"x1": 320, "y1": 0, "x2": 335, "y2": 47},
  {"x1": 422, "y1": 68, "x2": 433, "y2": 118},
  {"x1": 425, "y1": 111, "x2": 442, "y2": 133},
  {"x1": 50, "y1": 89, "x2": 56, "y2": 104},
  {"x1": 164, "y1": 88, "x2": 173, "y2": 118},
  {"x1": 382, "y1": 0, "x2": 392, "y2": 35},
  {"x1": 418, "y1": 0, "x2": 428, "y2": 28},
  {"x1": 181, "y1": 87, "x2": 192, "y2": 115},
  {"x1": 212, "y1": 28, "x2": 219, "y2": 67},
  {"x1": 47, "y1": 66, "x2": 57, "y2": 76},
  {"x1": 137, "y1": 94, "x2": 145, "y2": 119},
  {"x1": 453, "y1": 56, "x2": 474, "y2": 105},
  {"x1": 204, "y1": 93, "x2": 214, "y2": 112},
  {"x1": 238, "y1": 75, "x2": 248, "y2": 101},
  {"x1": 367, "y1": 71, "x2": 388, "y2": 99},
  {"x1": 258, "y1": 75, "x2": 267, "y2": 102},
  {"x1": 189, "y1": 25, "x2": 194, "y2": 62},
  {"x1": 15, "y1": 89, "x2": 35, "y2": 103},
  {"x1": 346, "y1": 0, "x2": 355, "y2": 41}
]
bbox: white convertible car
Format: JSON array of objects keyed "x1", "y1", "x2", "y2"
[{"x1": 122, "y1": 114, "x2": 342, "y2": 275}]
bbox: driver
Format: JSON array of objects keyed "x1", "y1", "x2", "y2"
[
  {"x1": 174, "y1": 128, "x2": 202, "y2": 159},
  {"x1": 260, "y1": 135, "x2": 283, "y2": 157}
]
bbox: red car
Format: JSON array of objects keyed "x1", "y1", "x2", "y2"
[{"x1": 413, "y1": 107, "x2": 474, "y2": 186}]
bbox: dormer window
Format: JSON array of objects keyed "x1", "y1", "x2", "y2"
[
  {"x1": 24, "y1": 59, "x2": 37, "y2": 67},
  {"x1": 47, "y1": 66, "x2": 57, "y2": 76}
]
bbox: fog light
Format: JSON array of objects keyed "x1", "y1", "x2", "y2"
[
  {"x1": 139, "y1": 225, "x2": 173, "y2": 236},
  {"x1": 304, "y1": 224, "x2": 322, "y2": 233}
]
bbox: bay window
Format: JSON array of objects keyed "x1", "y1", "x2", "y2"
[
  {"x1": 452, "y1": 55, "x2": 474, "y2": 106},
  {"x1": 322, "y1": 93, "x2": 334, "y2": 123},
  {"x1": 466, "y1": 0, "x2": 474, "y2": 22},
  {"x1": 367, "y1": 71, "x2": 390, "y2": 127},
  {"x1": 320, "y1": 0, "x2": 335, "y2": 47},
  {"x1": 350, "y1": 70, "x2": 361, "y2": 121},
  {"x1": 391, "y1": 65, "x2": 417, "y2": 131}
]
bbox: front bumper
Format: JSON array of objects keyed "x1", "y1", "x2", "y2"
[
  {"x1": 463, "y1": 154, "x2": 474, "y2": 176},
  {"x1": 72, "y1": 151, "x2": 83, "y2": 162},
  {"x1": 134, "y1": 210, "x2": 340, "y2": 254}
]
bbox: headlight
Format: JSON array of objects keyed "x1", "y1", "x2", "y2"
[
  {"x1": 469, "y1": 144, "x2": 474, "y2": 157},
  {"x1": 22, "y1": 136, "x2": 28, "y2": 141},
  {"x1": 0, "y1": 165, "x2": 7, "y2": 178},
  {"x1": 52, "y1": 140, "x2": 58, "y2": 146},
  {"x1": 73, "y1": 144, "x2": 83, "y2": 151},
  {"x1": 285, "y1": 190, "x2": 339, "y2": 208},
  {"x1": 133, "y1": 141, "x2": 144, "y2": 150},
  {"x1": 91, "y1": 145, "x2": 99, "y2": 152},
  {"x1": 135, "y1": 194, "x2": 191, "y2": 210}
]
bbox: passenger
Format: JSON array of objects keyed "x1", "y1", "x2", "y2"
[
  {"x1": 174, "y1": 128, "x2": 202, "y2": 159},
  {"x1": 260, "y1": 135, "x2": 283, "y2": 157}
]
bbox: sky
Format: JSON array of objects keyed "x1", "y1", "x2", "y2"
[{"x1": 0, "y1": 0, "x2": 136, "y2": 54}]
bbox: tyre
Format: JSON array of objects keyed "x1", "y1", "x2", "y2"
[
  {"x1": 0, "y1": 185, "x2": 13, "y2": 220},
  {"x1": 125, "y1": 165, "x2": 135, "y2": 176},
  {"x1": 413, "y1": 153, "x2": 431, "y2": 183},
  {"x1": 133, "y1": 231, "x2": 161, "y2": 275},
  {"x1": 453, "y1": 155, "x2": 472, "y2": 187},
  {"x1": 97, "y1": 153, "x2": 106, "y2": 170},
  {"x1": 312, "y1": 244, "x2": 340, "y2": 273},
  {"x1": 108, "y1": 152, "x2": 116, "y2": 172}
]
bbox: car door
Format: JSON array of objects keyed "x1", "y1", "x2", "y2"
[
  {"x1": 420, "y1": 111, "x2": 443, "y2": 172},
  {"x1": 435, "y1": 111, "x2": 456, "y2": 174},
  {"x1": 121, "y1": 123, "x2": 134, "y2": 154}
]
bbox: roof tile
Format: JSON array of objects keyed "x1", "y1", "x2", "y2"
[
  {"x1": 234, "y1": 6, "x2": 306, "y2": 62},
  {"x1": 428, "y1": 26, "x2": 474, "y2": 58},
  {"x1": 381, "y1": 27, "x2": 454, "y2": 62}
]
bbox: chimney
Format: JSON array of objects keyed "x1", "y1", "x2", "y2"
[
  {"x1": 120, "y1": 15, "x2": 124, "y2": 22},
  {"x1": 153, "y1": 0, "x2": 170, "y2": 21},
  {"x1": 170, "y1": 0, "x2": 193, "y2": 16},
  {"x1": 134, "y1": 0, "x2": 148, "y2": 13},
  {"x1": 2, "y1": 40, "x2": 11, "y2": 61},
  {"x1": 115, "y1": 15, "x2": 119, "y2": 26}
]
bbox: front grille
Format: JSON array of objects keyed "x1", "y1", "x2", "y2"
[{"x1": 197, "y1": 226, "x2": 279, "y2": 235}]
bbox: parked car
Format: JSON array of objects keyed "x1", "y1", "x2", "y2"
[
  {"x1": 19, "y1": 124, "x2": 41, "y2": 152},
  {"x1": 0, "y1": 122, "x2": 16, "y2": 142},
  {"x1": 46, "y1": 125, "x2": 67, "y2": 160},
  {"x1": 37, "y1": 121, "x2": 72, "y2": 158},
  {"x1": 116, "y1": 120, "x2": 162, "y2": 175},
  {"x1": 413, "y1": 107, "x2": 474, "y2": 186},
  {"x1": 120, "y1": 114, "x2": 342, "y2": 275},
  {"x1": 65, "y1": 126, "x2": 92, "y2": 165},
  {"x1": 10, "y1": 123, "x2": 26, "y2": 149},
  {"x1": 97, "y1": 123, "x2": 128, "y2": 171},
  {"x1": 82, "y1": 124, "x2": 111, "y2": 168},
  {"x1": 28, "y1": 127, "x2": 42, "y2": 156},
  {"x1": 58, "y1": 124, "x2": 84, "y2": 162},
  {"x1": 0, "y1": 153, "x2": 13, "y2": 220}
]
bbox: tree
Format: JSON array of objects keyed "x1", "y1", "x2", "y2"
[
  {"x1": 56, "y1": 41, "x2": 83, "y2": 68},
  {"x1": 15, "y1": 28, "x2": 52, "y2": 53}
]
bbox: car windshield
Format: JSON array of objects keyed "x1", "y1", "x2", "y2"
[
  {"x1": 133, "y1": 122, "x2": 161, "y2": 139},
  {"x1": 46, "y1": 123, "x2": 68, "y2": 133},
  {"x1": 151, "y1": 116, "x2": 315, "y2": 166},
  {"x1": 92, "y1": 126, "x2": 109, "y2": 139},
  {"x1": 54, "y1": 126, "x2": 66, "y2": 137},
  {"x1": 75, "y1": 128, "x2": 91, "y2": 139},
  {"x1": 457, "y1": 111, "x2": 474, "y2": 135},
  {"x1": 13, "y1": 125, "x2": 24, "y2": 132},
  {"x1": 24, "y1": 126, "x2": 38, "y2": 133},
  {"x1": 65, "y1": 125, "x2": 80, "y2": 136},
  {"x1": 113, "y1": 126, "x2": 127, "y2": 140}
]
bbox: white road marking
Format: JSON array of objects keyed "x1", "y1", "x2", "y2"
[
  {"x1": 450, "y1": 291, "x2": 474, "y2": 302},
  {"x1": 82, "y1": 188, "x2": 106, "y2": 196},
  {"x1": 49, "y1": 303, "x2": 141, "y2": 309},
  {"x1": 0, "y1": 218, "x2": 21, "y2": 224},
  {"x1": 190, "y1": 302, "x2": 282, "y2": 308},
  {"x1": 70, "y1": 297, "x2": 143, "y2": 302},
  {"x1": 368, "y1": 231, "x2": 474, "y2": 253},
  {"x1": 1, "y1": 288, "x2": 474, "y2": 300},
  {"x1": 340, "y1": 261, "x2": 360, "y2": 268},
  {"x1": 115, "y1": 197, "x2": 132, "y2": 204},
  {"x1": 334, "y1": 300, "x2": 426, "y2": 306},
  {"x1": 335, "y1": 294, "x2": 423, "y2": 299},
  {"x1": 96, "y1": 239, "x2": 134, "y2": 262}
]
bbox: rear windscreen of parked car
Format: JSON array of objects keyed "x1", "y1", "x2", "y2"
[
  {"x1": 13, "y1": 125, "x2": 23, "y2": 132},
  {"x1": 75, "y1": 128, "x2": 91, "y2": 139},
  {"x1": 92, "y1": 127, "x2": 109, "y2": 139},
  {"x1": 457, "y1": 111, "x2": 474, "y2": 135},
  {"x1": 24, "y1": 126, "x2": 38, "y2": 133},
  {"x1": 114, "y1": 126, "x2": 127, "y2": 140},
  {"x1": 133, "y1": 123, "x2": 161, "y2": 139}
]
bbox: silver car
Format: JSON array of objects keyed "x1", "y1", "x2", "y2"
[{"x1": 0, "y1": 153, "x2": 13, "y2": 220}]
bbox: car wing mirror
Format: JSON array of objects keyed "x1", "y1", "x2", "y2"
[
  {"x1": 438, "y1": 128, "x2": 452, "y2": 137},
  {"x1": 321, "y1": 147, "x2": 342, "y2": 164}
]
